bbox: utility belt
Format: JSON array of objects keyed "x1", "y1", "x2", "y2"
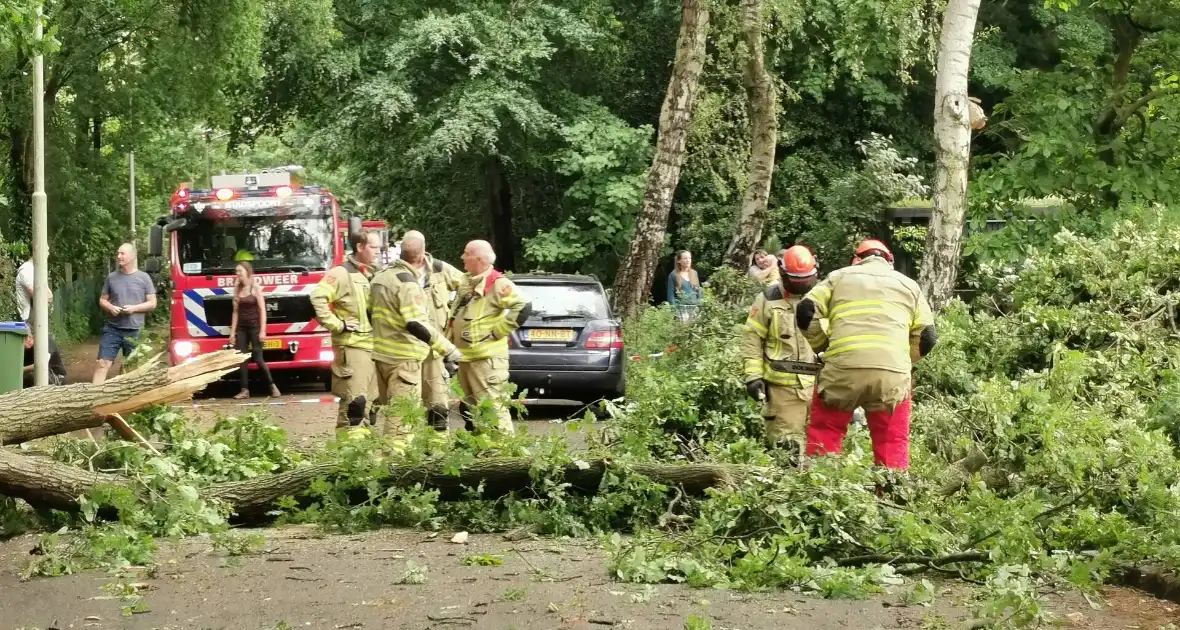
[{"x1": 767, "y1": 358, "x2": 822, "y2": 376}]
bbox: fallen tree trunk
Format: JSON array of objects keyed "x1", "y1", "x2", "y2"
[
  {"x1": 0, "y1": 351, "x2": 247, "y2": 446},
  {"x1": 0, "y1": 449, "x2": 756, "y2": 520}
]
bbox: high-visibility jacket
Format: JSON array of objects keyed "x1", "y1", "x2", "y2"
[
  {"x1": 422, "y1": 254, "x2": 464, "y2": 332},
  {"x1": 448, "y1": 268, "x2": 529, "y2": 362},
  {"x1": 741, "y1": 282, "x2": 817, "y2": 388},
  {"x1": 310, "y1": 256, "x2": 376, "y2": 350},
  {"x1": 800, "y1": 257, "x2": 934, "y2": 373},
  {"x1": 370, "y1": 259, "x2": 457, "y2": 363}
]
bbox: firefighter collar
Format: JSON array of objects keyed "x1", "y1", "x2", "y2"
[
  {"x1": 854, "y1": 256, "x2": 890, "y2": 268},
  {"x1": 470, "y1": 267, "x2": 495, "y2": 296},
  {"x1": 345, "y1": 255, "x2": 377, "y2": 279},
  {"x1": 391, "y1": 257, "x2": 421, "y2": 277}
]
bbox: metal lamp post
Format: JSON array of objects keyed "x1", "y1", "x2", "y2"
[{"x1": 31, "y1": 2, "x2": 49, "y2": 387}]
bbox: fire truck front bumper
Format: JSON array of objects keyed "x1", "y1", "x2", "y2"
[{"x1": 170, "y1": 335, "x2": 336, "y2": 371}]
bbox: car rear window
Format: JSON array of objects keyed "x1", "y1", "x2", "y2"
[{"x1": 518, "y1": 283, "x2": 610, "y2": 319}]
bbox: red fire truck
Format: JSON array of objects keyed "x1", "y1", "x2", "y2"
[{"x1": 146, "y1": 168, "x2": 387, "y2": 389}]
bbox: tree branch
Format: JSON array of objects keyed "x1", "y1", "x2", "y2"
[
  {"x1": 1118, "y1": 86, "x2": 1180, "y2": 125},
  {"x1": 836, "y1": 551, "x2": 988, "y2": 568}
]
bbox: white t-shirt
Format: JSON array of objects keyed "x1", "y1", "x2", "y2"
[{"x1": 14, "y1": 260, "x2": 32, "y2": 321}]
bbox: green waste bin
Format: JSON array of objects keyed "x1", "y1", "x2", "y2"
[{"x1": 0, "y1": 322, "x2": 29, "y2": 394}]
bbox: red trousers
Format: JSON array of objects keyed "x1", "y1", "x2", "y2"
[{"x1": 805, "y1": 392, "x2": 912, "y2": 469}]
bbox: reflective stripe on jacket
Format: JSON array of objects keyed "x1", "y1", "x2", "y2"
[
  {"x1": 801, "y1": 257, "x2": 934, "y2": 373},
  {"x1": 370, "y1": 259, "x2": 456, "y2": 363},
  {"x1": 741, "y1": 283, "x2": 817, "y2": 387},
  {"x1": 309, "y1": 256, "x2": 375, "y2": 350}
]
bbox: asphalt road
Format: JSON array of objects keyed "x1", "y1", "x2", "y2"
[{"x1": 59, "y1": 338, "x2": 593, "y2": 444}]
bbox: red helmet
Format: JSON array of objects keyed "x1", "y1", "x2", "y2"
[
  {"x1": 780, "y1": 245, "x2": 818, "y2": 278},
  {"x1": 853, "y1": 238, "x2": 893, "y2": 264}
]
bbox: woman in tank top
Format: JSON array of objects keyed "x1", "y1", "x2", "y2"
[{"x1": 230, "y1": 262, "x2": 280, "y2": 399}]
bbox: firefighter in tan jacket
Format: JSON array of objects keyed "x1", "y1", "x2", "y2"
[
  {"x1": 310, "y1": 229, "x2": 381, "y2": 430},
  {"x1": 370, "y1": 235, "x2": 462, "y2": 436},
  {"x1": 420, "y1": 250, "x2": 465, "y2": 431},
  {"x1": 447, "y1": 240, "x2": 532, "y2": 434},
  {"x1": 741, "y1": 246, "x2": 820, "y2": 452},
  {"x1": 795, "y1": 239, "x2": 937, "y2": 470}
]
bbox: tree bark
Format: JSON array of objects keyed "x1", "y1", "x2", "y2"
[
  {"x1": 918, "y1": 0, "x2": 982, "y2": 311},
  {"x1": 723, "y1": 0, "x2": 777, "y2": 270},
  {"x1": 485, "y1": 156, "x2": 516, "y2": 271},
  {"x1": 0, "y1": 450, "x2": 755, "y2": 522},
  {"x1": 0, "y1": 351, "x2": 246, "y2": 446},
  {"x1": 611, "y1": 0, "x2": 710, "y2": 318}
]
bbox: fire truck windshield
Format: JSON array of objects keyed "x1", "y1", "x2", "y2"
[{"x1": 177, "y1": 214, "x2": 334, "y2": 275}]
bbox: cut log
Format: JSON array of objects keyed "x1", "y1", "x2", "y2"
[
  {"x1": 0, "y1": 449, "x2": 756, "y2": 521},
  {"x1": 0, "y1": 351, "x2": 247, "y2": 446}
]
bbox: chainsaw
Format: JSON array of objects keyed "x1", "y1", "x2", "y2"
[{"x1": 767, "y1": 357, "x2": 823, "y2": 376}]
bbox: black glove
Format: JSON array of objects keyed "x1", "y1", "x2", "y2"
[{"x1": 746, "y1": 379, "x2": 766, "y2": 401}]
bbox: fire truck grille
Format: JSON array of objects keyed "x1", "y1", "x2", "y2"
[{"x1": 202, "y1": 294, "x2": 318, "y2": 328}]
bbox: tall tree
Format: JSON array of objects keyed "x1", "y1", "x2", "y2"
[
  {"x1": 919, "y1": 0, "x2": 982, "y2": 310},
  {"x1": 722, "y1": 0, "x2": 776, "y2": 270},
  {"x1": 612, "y1": 0, "x2": 710, "y2": 318}
]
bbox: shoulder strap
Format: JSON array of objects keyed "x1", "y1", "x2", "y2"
[
  {"x1": 432, "y1": 259, "x2": 444, "y2": 273},
  {"x1": 342, "y1": 261, "x2": 358, "y2": 274},
  {"x1": 396, "y1": 271, "x2": 415, "y2": 283},
  {"x1": 484, "y1": 269, "x2": 504, "y2": 295},
  {"x1": 764, "y1": 283, "x2": 784, "y2": 301}
]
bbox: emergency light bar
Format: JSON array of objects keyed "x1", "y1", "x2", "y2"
[{"x1": 211, "y1": 171, "x2": 292, "y2": 190}]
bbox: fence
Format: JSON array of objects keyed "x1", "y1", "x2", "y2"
[{"x1": 51, "y1": 274, "x2": 105, "y2": 344}]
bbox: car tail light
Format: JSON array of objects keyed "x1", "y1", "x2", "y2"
[{"x1": 586, "y1": 329, "x2": 623, "y2": 349}]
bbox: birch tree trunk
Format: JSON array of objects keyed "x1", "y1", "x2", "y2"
[
  {"x1": 918, "y1": 0, "x2": 982, "y2": 311},
  {"x1": 610, "y1": 0, "x2": 710, "y2": 318},
  {"x1": 723, "y1": 0, "x2": 777, "y2": 270}
]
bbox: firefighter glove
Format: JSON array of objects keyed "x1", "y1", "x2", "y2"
[
  {"x1": 746, "y1": 379, "x2": 766, "y2": 401},
  {"x1": 443, "y1": 349, "x2": 461, "y2": 377}
]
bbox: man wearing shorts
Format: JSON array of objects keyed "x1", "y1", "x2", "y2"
[{"x1": 93, "y1": 243, "x2": 156, "y2": 383}]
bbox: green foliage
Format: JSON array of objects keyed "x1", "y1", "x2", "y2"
[
  {"x1": 462, "y1": 552, "x2": 504, "y2": 566},
  {"x1": 523, "y1": 109, "x2": 653, "y2": 278},
  {"x1": 763, "y1": 133, "x2": 930, "y2": 272},
  {"x1": 20, "y1": 407, "x2": 304, "y2": 578}
]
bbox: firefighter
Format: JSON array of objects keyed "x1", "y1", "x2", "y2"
[
  {"x1": 310, "y1": 228, "x2": 381, "y2": 430},
  {"x1": 402, "y1": 232, "x2": 466, "y2": 431},
  {"x1": 794, "y1": 238, "x2": 937, "y2": 470},
  {"x1": 447, "y1": 240, "x2": 532, "y2": 434},
  {"x1": 741, "y1": 245, "x2": 820, "y2": 453},
  {"x1": 370, "y1": 238, "x2": 462, "y2": 436}
]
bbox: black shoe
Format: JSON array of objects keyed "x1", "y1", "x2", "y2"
[{"x1": 428, "y1": 406, "x2": 449, "y2": 432}]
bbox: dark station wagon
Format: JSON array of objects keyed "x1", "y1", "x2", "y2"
[{"x1": 507, "y1": 274, "x2": 626, "y2": 404}]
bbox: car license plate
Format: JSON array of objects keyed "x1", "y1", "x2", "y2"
[
  {"x1": 262, "y1": 339, "x2": 284, "y2": 351},
  {"x1": 527, "y1": 328, "x2": 575, "y2": 342}
]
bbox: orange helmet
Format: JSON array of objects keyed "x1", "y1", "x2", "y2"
[
  {"x1": 853, "y1": 238, "x2": 893, "y2": 264},
  {"x1": 780, "y1": 245, "x2": 818, "y2": 278}
]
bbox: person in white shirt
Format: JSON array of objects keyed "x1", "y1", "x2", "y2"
[{"x1": 14, "y1": 259, "x2": 67, "y2": 384}]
